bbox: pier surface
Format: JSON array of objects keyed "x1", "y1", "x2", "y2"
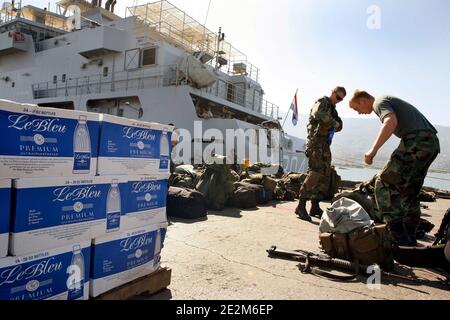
[{"x1": 145, "y1": 199, "x2": 450, "y2": 300}]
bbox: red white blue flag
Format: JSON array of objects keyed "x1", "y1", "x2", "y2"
[{"x1": 291, "y1": 92, "x2": 299, "y2": 126}]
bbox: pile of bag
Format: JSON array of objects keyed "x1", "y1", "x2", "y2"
[
  {"x1": 239, "y1": 163, "x2": 278, "y2": 179},
  {"x1": 167, "y1": 160, "x2": 343, "y2": 216},
  {"x1": 419, "y1": 190, "x2": 437, "y2": 203},
  {"x1": 169, "y1": 165, "x2": 200, "y2": 189},
  {"x1": 274, "y1": 173, "x2": 307, "y2": 201}
]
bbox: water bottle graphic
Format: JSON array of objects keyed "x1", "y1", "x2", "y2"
[
  {"x1": 153, "y1": 228, "x2": 162, "y2": 268},
  {"x1": 106, "y1": 179, "x2": 121, "y2": 233},
  {"x1": 67, "y1": 245, "x2": 85, "y2": 300},
  {"x1": 73, "y1": 115, "x2": 92, "y2": 174},
  {"x1": 159, "y1": 131, "x2": 170, "y2": 171}
]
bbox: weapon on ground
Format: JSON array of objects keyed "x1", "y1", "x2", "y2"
[{"x1": 266, "y1": 246, "x2": 423, "y2": 283}]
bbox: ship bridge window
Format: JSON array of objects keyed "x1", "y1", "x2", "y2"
[
  {"x1": 53, "y1": 75, "x2": 57, "y2": 84},
  {"x1": 62, "y1": 74, "x2": 66, "y2": 83},
  {"x1": 103, "y1": 67, "x2": 109, "y2": 77},
  {"x1": 125, "y1": 49, "x2": 140, "y2": 71},
  {"x1": 141, "y1": 48, "x2": 157, "y2": 67}
]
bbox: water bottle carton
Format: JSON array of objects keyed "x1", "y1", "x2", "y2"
[
  {"x1": 124, "y1": 174, "x2": 169, "y2": 230},
  {"x1": 0, "y1": 100, "x2": 100, "y2": 179},
  {"x1": 0, "y1": 241, "x2": 91, "y2": 300},
  {"x1": 0, "y1": 179, "x2": 11, "y2": 258},
  {"x1": 90, "y1": 222, "x2": 168, "y2": 297},
  {"x1": 97, "y1": 114, "x2": 173, "y2": 176},
  {"x1": 10, "y1": 176, "x2": 128, "y2": 256}
]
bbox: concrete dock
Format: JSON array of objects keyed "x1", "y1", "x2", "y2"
[{"x1": 147, "y1": 199, "x2": 450, "y2": 300}]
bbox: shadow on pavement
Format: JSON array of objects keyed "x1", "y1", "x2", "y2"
[{"x1": 133, "y1": 289, "x2": 173, "y2": 301}]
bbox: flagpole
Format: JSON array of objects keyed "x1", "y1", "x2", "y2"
[{"x1": 282, "y1": 89, "x2": 299, "y2": 128}]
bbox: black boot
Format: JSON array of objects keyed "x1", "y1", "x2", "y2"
[
  {"x1": 296, "y1": 199, "x2": 312, "y2": 222},
  {"x1": 310, "y1": 200, "x2": 324, "y2": 218},
  {"x1": 388, "y1": 219, "x2": 413, "y2": 247},
  {"x1": 404, "y1": 218, "x2": 420, "y2": 247}
]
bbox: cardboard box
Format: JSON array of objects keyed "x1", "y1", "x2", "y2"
[
  {"x1": 10, "y1": 176, "x2": 128, "y2": 256},
  {"x1": 0, "y1": 100, "x2": 100, "y2": 179},
  {"x1": 125, "y1": 174, "x2": 169, "y2": 230},
  {"x1": 0, "y1": 179, "x2": 11, "y2": 258},
  {"x1": 97, "y1": 114, "x2": 173, "y2": 176},
  {"x1": 90, "y1": 222, "x2": 168, "y2": 297},
  {"x1": 0, "y1": 241, "x2": 91, "y2": 300}
]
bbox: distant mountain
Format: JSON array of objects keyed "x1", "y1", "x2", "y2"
[{"x1": 292, "y1": 115, "x2": 450, "y2": 171}]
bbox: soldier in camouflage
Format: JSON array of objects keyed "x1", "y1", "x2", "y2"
[
  {"x1": 349, "y1": 91, "x2": 440, "y2": 247},
  {"x1": 296, "y1": 87, "x2": 346, "y2": 222}
]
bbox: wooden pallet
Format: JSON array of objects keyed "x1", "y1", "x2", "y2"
[{"x1": 94, "y1": 267, "x2": 172, "y2": 300}]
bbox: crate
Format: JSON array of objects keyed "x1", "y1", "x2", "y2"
[{"x1": 94, "y1": 267, "x2": 172, "y2": 300}]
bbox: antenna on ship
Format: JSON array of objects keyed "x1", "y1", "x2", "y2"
[
  {"x1": 201, "y1": 0, "x2": 212, "y2": 55},
  {"x1": 215, "y1": 26, "x2": 226, "y2": 69}
]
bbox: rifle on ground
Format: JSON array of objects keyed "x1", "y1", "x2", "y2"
[{"x1": 267, "y1": 246, "x2": 419, "y2": 283}]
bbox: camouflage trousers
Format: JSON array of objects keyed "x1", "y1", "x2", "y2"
[
  {"x1": 374, "y1": 131, "x2": 440, "y2": 223},
  {"x1": 299, "y1": 137, "x2": 332, "y2": 201}
]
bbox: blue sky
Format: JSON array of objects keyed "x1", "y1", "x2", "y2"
[{"x1": 30, "y1": 0, "x2": 450, "y2": 137}]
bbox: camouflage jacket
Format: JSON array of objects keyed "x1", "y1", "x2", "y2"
[{"x1": 307, "y1": 97, "x2": 343, "y2": 141}]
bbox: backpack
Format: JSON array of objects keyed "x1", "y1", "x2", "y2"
[{"x1": 320, "y1": 225, "x2": 395, "y2": 271}]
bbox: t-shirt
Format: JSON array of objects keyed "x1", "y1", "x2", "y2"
[{"x1": 373, "y1": 96, "x2": 437, "y2": 138}]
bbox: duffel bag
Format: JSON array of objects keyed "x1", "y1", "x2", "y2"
[
  {"x1": 227, "y1": 187, "x2": 257, "y2": 209},
  {"x1": 167, "y1": 187, "x2": 207, "y2": 219},
  {"x1": 236, "y1": 182, "x2": 268, "y2": 205}
]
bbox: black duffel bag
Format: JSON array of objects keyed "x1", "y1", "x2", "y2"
[
  {"x1": 167, "y1": 187, "x2": 207, "y2": 220},
  {"x1": 235, "y1": 182, "x2": 269, "y2": 205},
  {"x1": 227, "y1": 187, "x2": 257, "y2": 209}
]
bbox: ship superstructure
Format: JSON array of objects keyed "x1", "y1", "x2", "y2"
[{"x1": 0, "y1": 0, "x2": 306, "y2": 172}]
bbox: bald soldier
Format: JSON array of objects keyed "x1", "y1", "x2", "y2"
[
  {"x1": 349, "y1": 91, "x2": 440, "y2": 246},
  {"x1": 296, "y1": 87, "x2": 346, "y2": 222}
]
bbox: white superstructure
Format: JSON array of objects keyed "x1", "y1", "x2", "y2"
[{"x1": 0, "y1": 0, "x2": 306, "y2": 172}]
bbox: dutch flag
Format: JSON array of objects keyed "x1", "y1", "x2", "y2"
[{"x1": 291, "y1": 92, "x2": 299, "y2": 126}]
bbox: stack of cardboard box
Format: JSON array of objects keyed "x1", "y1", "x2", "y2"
[{"x1": 0, "y1": 100, "x2": 172, "y2": 300}]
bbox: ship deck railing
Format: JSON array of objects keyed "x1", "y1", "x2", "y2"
[
  {"x1": 199, "y1": 79, "x2": 279, "y2": 120},
  {"x1": 31, "y1": 64, "x2": 279, "y2": 120},
  {"x1": 127, "y1": 1, "x2": 260, "y2": 82}
]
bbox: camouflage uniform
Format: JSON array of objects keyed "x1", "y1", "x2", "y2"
[
  {"x1": 299, "y1": 97, "x2": 343, "y2": 201},
  {"x1": 374, "y1": 131, "x2": 440, "y2": 223}
]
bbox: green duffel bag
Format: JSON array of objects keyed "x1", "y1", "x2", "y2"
[{"x1": 196, "y1": 163, "x2": 235, "y2": 211}]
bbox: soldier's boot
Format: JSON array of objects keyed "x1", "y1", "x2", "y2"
[
  {"x1": 387, "y1": 218, "x2": 414, "y2": 247},
  {"x1": 295, "y1": 198, "x2": 312, "y2": 222},
  {"x1": 404, "y1": 217, "x2": 420, "y2": 247},
  {"x1": 310, "y1": 200, "x2": 324, "y2": 218}
]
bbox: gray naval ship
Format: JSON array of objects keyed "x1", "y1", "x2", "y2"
[{"x1": 0, "y1": 0, "x2": 307, "y2": 172}]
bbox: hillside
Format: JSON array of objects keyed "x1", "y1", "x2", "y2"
[{"x1": 292, "y1": 115, "x2": 449, "y2": 171}]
